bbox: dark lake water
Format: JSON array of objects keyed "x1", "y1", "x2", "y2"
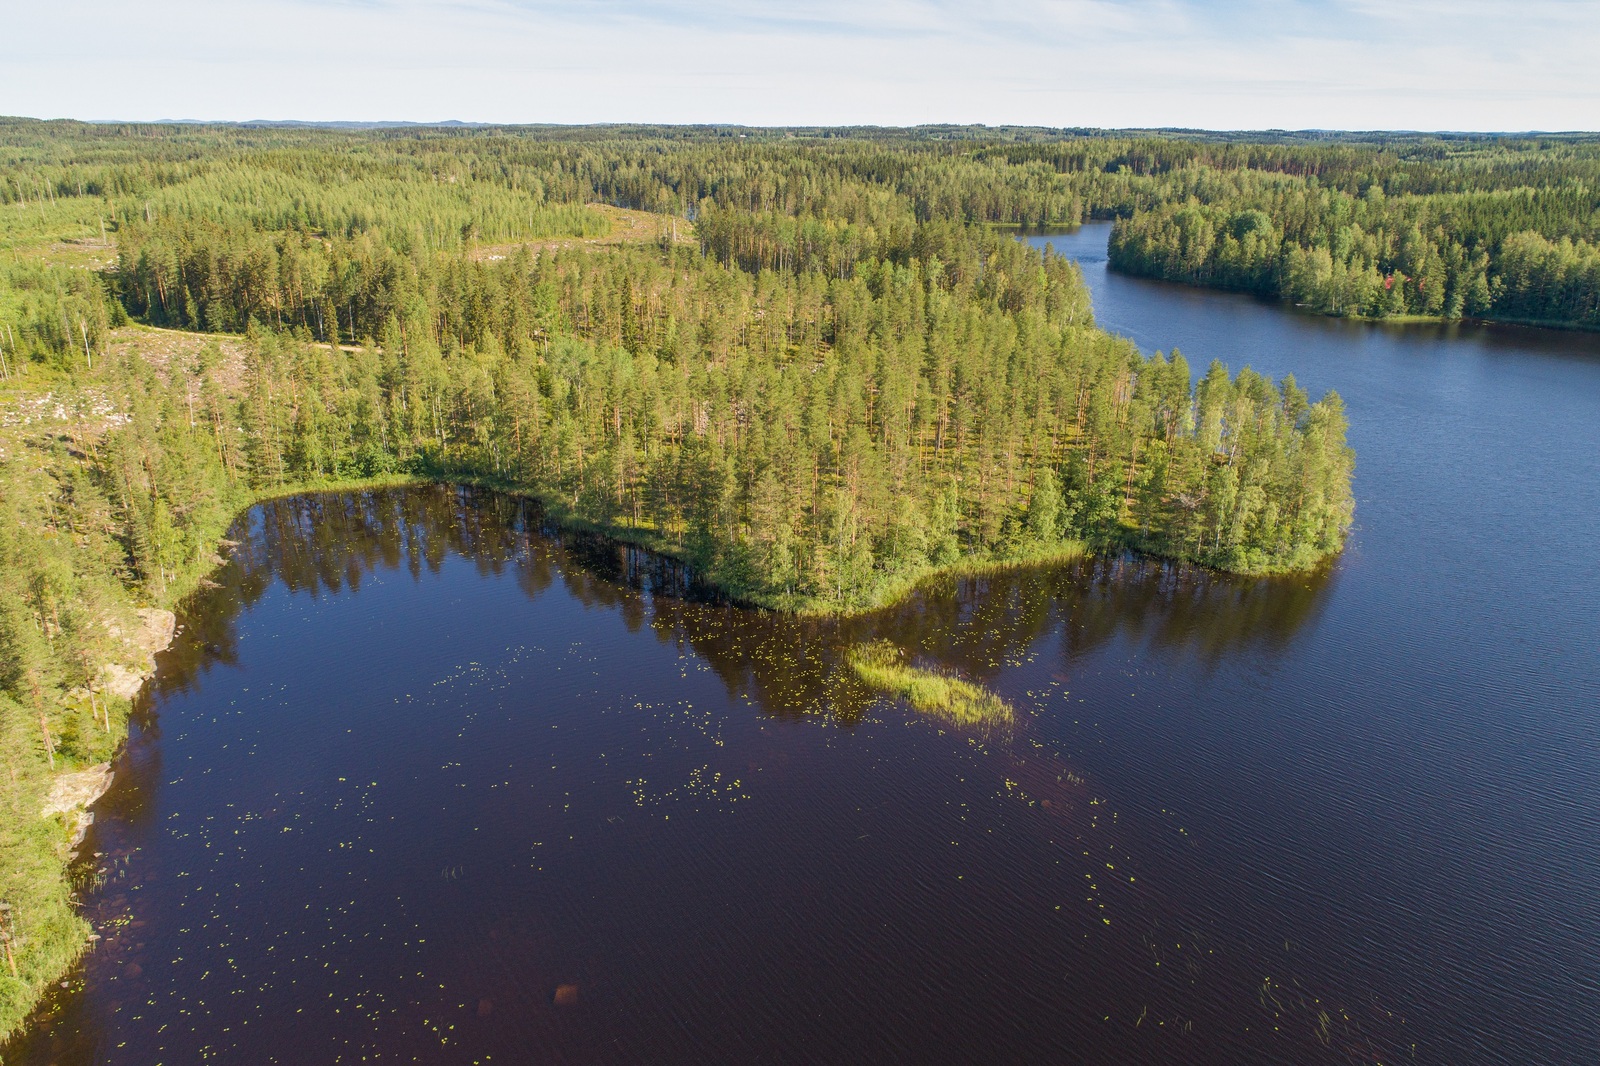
[{"x1": 10, "y1": 224, "x2": 1600, "y2": 1065}]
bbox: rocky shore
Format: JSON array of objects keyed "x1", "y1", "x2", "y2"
[{"x1": 40, "y1": 608, "x2": 177, "y2": 856}]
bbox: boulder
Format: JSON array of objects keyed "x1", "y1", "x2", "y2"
[{"x1": 41, "y1": 763, "x2": 115, "y2": 856}]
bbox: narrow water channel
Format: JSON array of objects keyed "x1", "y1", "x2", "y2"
[{"x1": 10, "y1": 226, "x2": 1600, "y2": 1065}]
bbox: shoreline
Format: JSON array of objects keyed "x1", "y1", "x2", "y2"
[
  {"x1": 446, "y1": 473, "x2": 1098, "y2": 618},
  {"x1": 0, "y1": 474, "x2": 421, "y2": 1048},
  {"x1": 1101, "y1": 262, "x2": 1600, "y2": 334},
  {"x1": 1, "y1": 610, "x2": 179, "y2": 1050},
  {"x1": 2, "y1": 470, "x2": 1336, "y2": 1047},
  {"x1": 447, "y1": 474, "x2": 1329, "y2": 617}
]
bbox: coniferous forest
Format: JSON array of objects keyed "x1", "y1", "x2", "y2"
[
  {"x1": 16, "y1": 118, "x2": 1600, "y2": 1039},
  {"x1": 1102, "y1": 137, "x2": 1600, "y2": 325}
]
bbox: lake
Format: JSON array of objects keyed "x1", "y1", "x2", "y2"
[{"x1": 10, "y1": 223, "x2": 1600, "y2": 1064}]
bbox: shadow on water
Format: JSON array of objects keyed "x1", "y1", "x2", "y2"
[
  {"x1": 12, "y1": 484, "x2": 1358, "y2": 1066},
  {"x1": 150, "y1": 484, "x2": 1337, "y2": 733},
  {"x1": 17, "y1": 231, "x2": 1600, "y2": 1066}
]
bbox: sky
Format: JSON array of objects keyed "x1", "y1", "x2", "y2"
[{"x1": 5, "y1": 0, "x2": 1597, "y2": 131}]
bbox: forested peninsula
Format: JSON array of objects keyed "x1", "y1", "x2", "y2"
[
  {"x1": 1103, "y1": 137, "x2": 1600, "y2": 327},
  {"x1": 0, "y1": 120, "x2": 1399, "y2": 1040}
]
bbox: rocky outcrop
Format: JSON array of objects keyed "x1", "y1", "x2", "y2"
[
  {"x1": 41, "y1": 763, "x2": 115, "y2": 858},
  {"x1": 99, "y1": 608, "x2": 176, "y2": 700},
  {"x1": 52, "y1": 608, "x2": 176, "y2": 857}
]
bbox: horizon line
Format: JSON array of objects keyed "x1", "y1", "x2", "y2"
[{"x1": 5, "y1": 116, "x2": 1599, "y2": 138}]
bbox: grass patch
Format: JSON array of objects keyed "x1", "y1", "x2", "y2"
[{"x1": 846, "y1": 642, "x2": 1014, "y2": 728}]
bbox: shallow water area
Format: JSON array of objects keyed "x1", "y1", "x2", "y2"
[{"x1": 9, "y1": 225, "x2": 1600, "y2": 1065}]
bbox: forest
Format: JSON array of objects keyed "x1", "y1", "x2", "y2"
[
  {"x1": 1104, "y1": 139, "x2": 1600, "y2": 326},
  {"x1": 36, "y1": 118, "x2": 1596, "y2": 1042}
]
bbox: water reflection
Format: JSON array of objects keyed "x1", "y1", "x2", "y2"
[
  {"x1": 6, "y1": 486, "x2": 1368, "y2": 1066},
  {"x1": 128, "y1": 487, "x2": 1318, "y2": 836},
  {"x1": 151, "y1": 485, "x2": 1335, "y2": 734},
  {"x1": 13, "y1": 232, "x2": 1599, "y2": 1066}
]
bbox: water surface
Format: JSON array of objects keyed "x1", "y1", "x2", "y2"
[{"x1": 10, "y1": 225, "x2": 1600, "y2": 1065}]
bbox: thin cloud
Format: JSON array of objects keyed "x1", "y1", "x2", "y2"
[{"x1": 3, "y1": 0, "x2": 1595, "y2": 129}]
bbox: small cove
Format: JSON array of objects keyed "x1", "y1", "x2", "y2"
[{"x1": 9, "y1": 224, "x2": 1600, "y2": 1065}]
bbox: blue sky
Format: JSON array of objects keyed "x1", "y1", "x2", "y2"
[{"x1": 6, "y1": 1, "x2": 1596, "y2": 130}]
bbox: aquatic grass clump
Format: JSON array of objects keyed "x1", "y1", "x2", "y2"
[{"x1": 845, "y1": 642, "x2": 1013, "y2": 728}]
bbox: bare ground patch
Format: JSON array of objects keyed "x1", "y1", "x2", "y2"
[
  {"x1": 0, "y1": 327, "x2": 249, "y2": 461},
  {"x1": 101, "y1": 325, "x2": 250, "y2": 393},
  {"x1": 471, "y1": 203, "x2": 694, "y2": 262}
]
